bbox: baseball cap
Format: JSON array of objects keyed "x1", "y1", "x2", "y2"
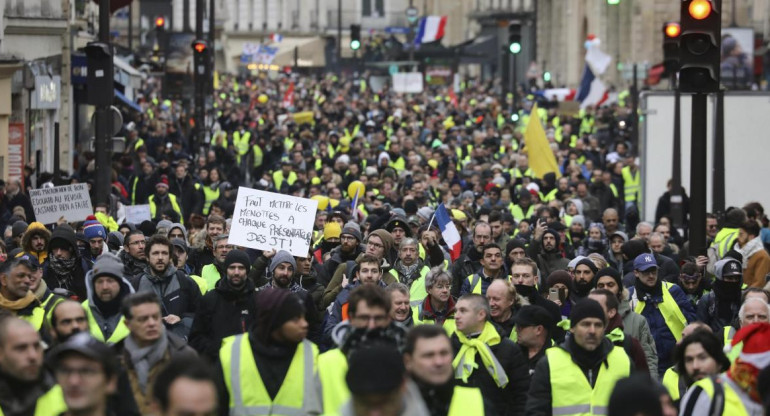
[
  {"x1": 633, "y1": 253, "x2": 658, "y2": 272},
  {"x1": 50, "y1": 332, "x2": 119, "y2": 375},
  {"x1": 16, "y1": 253, "x2": 40, "y2": 270},
  {"x1": 513, "y1": 305, "x2": 553, "y2": 330},
  {"x1": 170, "y1": 238, "x2": 188, "y2": 253},
  {"x1": 715, "y1": 258, "x2": 742, "y2": 280}
]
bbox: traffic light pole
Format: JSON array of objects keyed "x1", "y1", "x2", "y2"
[
  {"x1": 713, "y1": 89, "x2": 725, "y2": 218},
  {"x1": 670, "y1": 73, "x2": 684, "y2": 234},
  {"x1": 195, "y1": 0, "x2": 206, "y2": 150},
  {"x1": 690, "y1": 93, "x2": 708, "y2": 256},
  {"x1": 94, "y1": 0, "x2": 113, "y2": 206}
]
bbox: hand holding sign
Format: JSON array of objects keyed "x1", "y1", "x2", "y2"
[{"x1": 229, "y1": 187, "x2": 319, "y2": 257}]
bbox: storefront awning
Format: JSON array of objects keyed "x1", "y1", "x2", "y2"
[{"x1": 115, "y1": 89, "x2": 142, "y2": 113}]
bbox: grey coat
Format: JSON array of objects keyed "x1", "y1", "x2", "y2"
[{"x1": 619, "y1": 291, "x2": 659, "y2": 379}]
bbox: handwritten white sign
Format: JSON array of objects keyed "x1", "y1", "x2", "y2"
[
  {"x1": 125, "y1": 204, "x2": 152, "y2": 224},
  {"x1": 392, "y1": 72, "x2": 423, "y2": 93},
  {"x1": 229, "y1": 187, "x2": 318, "y2": 257},
  {"x1": 29, "y1": 183, "x2": 93, "y2": 225}
]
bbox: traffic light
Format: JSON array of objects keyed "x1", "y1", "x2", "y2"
[
  {"x1": 508, "y1": 23, "x2": 521, "y2": 54},
  {"x1": 191, "y1": 39, "x2": 208, "y2": 76},
  {"x1": 543, "y1": 71, "x2": 551, "y2": 82},
  {"x1": 607, "y1": 0, "x2": 620, "y2": 4},
  {"x1": 350, "y1": 24, "x2": 361, "y2": 50},
  {"x1": 84, "y1": 42, "x2": 113, "y2": 106},
  {"x1": 663, "y1": 22, "x2": 681, "y2": 74},
  {"x1": 155, "y1": 16, "x2": 166, "y2": 29},
  {"x1": 679, "y1": 0, "x2": 720, "y2": 93}
]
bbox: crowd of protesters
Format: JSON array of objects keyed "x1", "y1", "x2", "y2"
[{"x1": 0, "y1": 70, "x2": 769, "y2": 416}]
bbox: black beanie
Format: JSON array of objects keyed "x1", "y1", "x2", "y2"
[
  {"x1": 607, "y1": 374, "x2": 664, "y2": 416},
  {"x1": 225, "y1": 249, "x2": 251, "y2": 270},
  {"x1": 570, "y1": 298, "x2": 606, "y2": 328},
  {"x1": 595, "y1": 267, "x2": 622, "y2": 288},
  {"x1": 576, "y1": 258, "x2": 598, "y2": 275},
  {"x1": 505, "y1": 238, "x2": 526, "y2": 255},
  {"x1": 255, "y1": 289, "x2": 305, "y2": 343},
  {"x1": 543, "y1": 228, "x2": 561, "y2": 245},
  {"x1": 346, "y1": 343, "x2": 405, "y2": 395}
]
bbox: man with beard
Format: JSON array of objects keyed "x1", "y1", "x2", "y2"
[
  {"x1": 669, "y1": 329, "x2": 730, "y2": 403},
  {"x1": 0, "y1": 317, "x2": 67, "y2": 415},
  {"x1": 460, "y1": 243, "x2": 506, "y2": 296},
  {"x1": 486, "y1": 279, "x2": 526, "y2": 340},
  {"x1": 404, "y1": 325, "x2": 490, "y2": 415},
  {"x1": 323, "y1": 254, "x2": 389, "y2": 336},
  {"x1": 390, "y1": 238, "x2": 437, "y2": 302},
  {"x1": 697, "y1": 258, "x2": 744, "y2": 334},
  {"x1": 134, "y1": 235, "x2": 201, "y2": 339},
  {"x1": 256, "y1": 251, "x2": 321, "y2": 343},
  {"x1": 323, "y1": 223, "x2": 364, "y2": 282},
  {"x1": 509, "y1": 258, "x2": 563, "y2": 340},
  {"x1": 451, "y1": 223, "x2": 492, "y2": 298},
  {"x1": 628, "y1": 253, "x2": 696, "y2": 377},
  {"x1": 202, "y1": 235, "x2": 232, "y2": 289},
  {"x1": 120, "y1": 230, "x2": 148, "y2": 284},
  {"x1": 48, "y1": 300, "x2": 89, "y2": 345},
  {"x1": 19, "y1": 222, "x2": 50, "y2": 265},
  {"x1": 602, "y1": 208, "x2": 622, "y2": 236},
  {"x1": 81, "y1": 219, "x2": 107, "y2": 271},
  {"x1": 149, "y1": 175, "x2": 183, "y2": 225},
  {"x1": 295, "y1": 248, "x2": 325, "y2": 311},
  {"x1": 189, "y1": 249, "x2": 258, "y2": 360},
  {"x1": 188, "y1": 215, "x2": 226, "y2": 276},
  {"x1": 526, "y1": 298, "x2": 632, "y2": 416},
  {"x1": 386, "y1": 283, "x2": 413, "y2": 327},
  {"x1": 572, "y1": 258, "x2": 598, "y2": 301},
  {"x1": 4, "y1": 178, "x2": 35, "y2": 222},
  {"x1": 83, "y1": 253, "x2": 134, "y2": 345},
  {"x1": 527, "y1": 221, "x2": 570, "y2": 279}
]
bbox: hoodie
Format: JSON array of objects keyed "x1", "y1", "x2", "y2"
[
  {"x1": 84, "y1": 265, "x2": 135, "y2": 342},
  {"x1": 20, "y1": 222, "x2": 50, "y2": 264}
]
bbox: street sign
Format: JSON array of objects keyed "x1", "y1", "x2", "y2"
[
  {"x1": 385, "y1": 26, "x2": 410, "y2": 35},
  {"x1": 406, "y1": 7, "x2": 419, "y2": 24}
]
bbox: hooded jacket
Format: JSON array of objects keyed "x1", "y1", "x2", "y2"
[
  {"x1": 20, "y1": 222, "x2": 50, "y2": 264},
  {"x1": 527, "y1": 229, "x2": 570, "y2": 279},
  {"x1": 135, "y1": 265, "x2": 202, "y2": 338},
  {"x1": 43, "y1": 227, "x2": 89, "y2": 301},
  {"x1": 84, "y1": 267, "x2": 135, "y2": 343}
]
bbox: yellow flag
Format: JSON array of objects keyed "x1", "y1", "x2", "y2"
[
  {"x1": 213, "y1": 71, "x2": 220, "y2": 90},
  {"x1": 524, "y1": 103, "x2": 560, "y2": 179}
]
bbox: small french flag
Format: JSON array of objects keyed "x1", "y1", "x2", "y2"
[
  {"x1": 270, "y1": 33, "x2": 283, "y2": 43},
  {"x1": 434, "y1": 203, "x2": 462, "y2": 262},
  {"x1": 414, "y1": 16, "x2": 447, "y2": 45}
]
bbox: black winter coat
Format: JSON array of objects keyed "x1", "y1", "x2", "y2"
[
  {"x1": 134, "y1": 267, "x2": 202, "y2": 338},
  {"x1": 450, "y1": 333, "x2": 530, "y2": 416},
  {"x1": 169, "y1": 174, "x2": 202, "y2": 220},
  {"x1": 189, "y1": 279, "x2": 259, "y2": 360}
]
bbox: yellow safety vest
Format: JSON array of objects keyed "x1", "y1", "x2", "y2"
[
  {"x1": 189, "y1": 274, "x2": 208, "y2": 294},
  {"x1": 688, "y1": 376, "x2": 750, "y2": 416},
  {"x1": 540, "y1": 188, "x2": 559, "y2": 203},
  {"x1": 633, "y1": 281, "x2": 688, "y2": 342},
  {"x1": 723, "y1": 326, "x2": 736, "y2": 347},
  {"x1": 83, "y1": 301, "x2": 130, "y2": 345},
  {"x1": 149, "y1": 193, "x2": 184, "y2": 225},
  {"x1": 466, "y1": 273, "x2": 509, "y2": 295},
  {"x1": 201, "y1": 264, "x2": 222, "y2": 290},
  {"x1": 0, "y1": 384, "x2": 67, "y2": 416},
  {"x1": 252, "y1": 144, "x2": 264, "y2": 168},
  {"x1": 711, "y1": 228, "x2": 739, "y2": 259},
  {"x1": 220, "y1": 334, "x2": 320, "y2": 416},
  {"x1": 318, "y1": 348, "x2": 349, "y2": 414},
  {"x1": 662, "y1": 367, "x2": 684, "y2": 402},
  {"x1": 621, "y1": 166, "x2": 640, "y2": 203},
  {"x1": 407, "y1": 267, "x2": 431, "y2": 306},
  {"x1": 272, "y1": 171, "x2": 298, "y2": 190},
  {"x1": 202, "y1": 185, "x2": 220, "y2": 215},
  {"x1": 547, "y1": 345, "x2": 630, "y2": 416},
  {"x1": 411, "y1": 303, "x2": 457, "y2": 335},
  {"x1": 232, "y1": 131, "x2": 251, "y2": 156},
  {"x1": 510, "y1": 204, "x2": 535, "y2": 222},
  {"x1": 19, "y1": 307, "x2": 45, "y2": 331},
  {"x1": 448, "y1": 386, "x2": 485, "y2": 416}
]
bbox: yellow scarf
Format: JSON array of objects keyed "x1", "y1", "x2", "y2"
[
  {"x1": 0, "y1": 291, "x2": 37, "y2": 311},
  {"x1": 453, "y1": 321, "x2": 509, "y2": 388}
]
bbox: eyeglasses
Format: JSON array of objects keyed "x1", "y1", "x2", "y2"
[
  {"x1": 367, "y1": 241, "x2": 384, "y2": 250},
  {"x1": 432, "y1": 284, "x2": 451, "y2": 290}
]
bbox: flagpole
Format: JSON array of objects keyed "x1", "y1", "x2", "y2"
[{"x1": 427, "y1": 205, "x2": 439, "y2": 230}]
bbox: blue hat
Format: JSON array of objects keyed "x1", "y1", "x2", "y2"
[
  {"x1": 83, "y1": 219, "x2": 106, "y2": 241},
  {"x1": 633, "y1": 253, "x2": 658, "y2": 271}
]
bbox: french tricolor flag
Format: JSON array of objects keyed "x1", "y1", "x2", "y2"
[
  {"x1": 414, "y1": 16, "x2": 447, "y2": 45},
  {"x1": 575, "y1": 64, "x2": 608, "y2": 109},
  {"x1": 435, "y1": 203, "x2": 462, "y2": 261}
]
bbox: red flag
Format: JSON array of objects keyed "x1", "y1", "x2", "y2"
[
  {"x1": 448, "y1": 86, "x2": 458, "y2": 107},
  {"x1": 282, "y1": 82, "x2": 295, "y2": 109},
  {"x1": 92, "y1": 0, "x2": 133, "y2": 14}
]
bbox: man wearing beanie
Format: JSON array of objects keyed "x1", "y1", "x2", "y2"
[
  {"x1": 44, "y1": 225, "x2": 89, "y2": 301},
  {"x1": 323, "y1": 222, "x2": 364, "y2": 282},
  {"x1": 526, "y1": 298, "x2": 633, "y2": 415},
  {"x1": 216, "y1": 288, "x2": 322, "y2": 416},
  {"x1": 82, "y1": 218, "x2": 107, "y2": 268},
  {"x1": 628, "y1": 253, "x2": 695, "y2": 378},
  {"x1": 527, "y1": 219, "x2": 570, "y2": 279},
  {"x1": 572, "y1": 258, "x2": 598, "y2": 300},
  {"x1": 83, "y1": 252, "x2": 135, "y2": 344},
  {"x1": 588, "y1": 289, "x2": 650, "y2": 374},
  {"x1": 697, "y1": 258, "x2": 744, "y2": 334},
  {"x1": 189, "y1": 249, "x2": 259, "y2": 360},
  {"x1": 595, "y1": 267, "x2": 658, "y2": 375},
  {"x1": 148, "y1": 174, "x2": 184, "y2": 225}
]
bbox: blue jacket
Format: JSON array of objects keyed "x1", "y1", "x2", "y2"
[
  {"x1": 322, "y1": 280, "x2": 388, "y2": 341},
  {"x1": 628, "y1": 281, "x2": 696, "y2": 377}
]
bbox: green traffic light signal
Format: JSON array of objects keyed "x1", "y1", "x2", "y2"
[
  {"x1": 511, "y1": 113, "x2": 520, "y2": 122},
  {"x1": 509, "y1": 42, "x2": 521, "y2": 54},
  {"x1": 607, "y1": 0, "x2": 620, "y2": 4},
  {"x1": 543, "y1": 71, "x2": 551, "y2": 82},
  {"x1": 350, "y1": 40, "x2": 361, "y2": 50}
]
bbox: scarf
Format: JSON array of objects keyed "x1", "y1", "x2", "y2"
[
  {"x1": 32, "y1": 280, "x2": 48, "y2": 300},
  {"x1": 395, "y1": 260, "x2": 421, "y2": 286},
  {"x1": 0, "y1": 291, "x2": 37, "y2": 311},
  {"x1": 738, "y1": 236, "x2": 765, "y2": 268},
  {"x1": 123, "y1": 333, "x2": 168, "y2": 393},
  {"x1": 453, "y1": 321, "x2": 509, "y2": 388},
  {"x1": 49, "y1": 257, "x2": 77, "y2": 277}
]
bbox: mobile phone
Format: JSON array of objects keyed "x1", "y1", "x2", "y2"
[{"x1": 548, "y1": 288, "x2": 560, "y2": 302}]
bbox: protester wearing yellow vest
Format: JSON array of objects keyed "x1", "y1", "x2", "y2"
[
  {"x1": 272, "y1": 161, "x2": 298, "y2": 190},
  {"x1": 402, "y1": 325, "x2": 489, "y2": 414},
  {"x1": 526, "y1": 298, "x2": 632, "y2": 415},
  {"x1": 621, "y1": 162, "x2": 640, "y2": 210},
  {"x1": 232, "y1": 127, "x2": 251, "y2": 165},
  {"x1": 218, "y1": 289, "x2": 322, "y2": 416},
  {"x1": 451, "y1": 294, "x2": 529, "y2": 415},
  {"x1": 629, "y1": 253, "x2": 696, "y2": 378},
  {"x1": 0, "y1": 257, "x2": 47, "y2": 331},
  {"x1": 666, "y1": 327, "x2": 730, "y2": 403},
  {"x1": 50, "y1": 332, "x2": 119, "y2": 416},
  {"x1": 710, "y1": 208, "x2": 747, "y2": 259},
  {"x1": 412, "y1": 268, "x2": 457, "y2": 334},
  {"x1": 83, "y1": 252, "x2": 134, "y2": 345},
  {"x1": 679, "y1": 322, "x2": 770, "y2": 415},
  {"x1": 149, "y1": 176, "x2": 184, "y2": 225},
  {"x1": 460, "y1": 244, "x2": 507, "y2": 296},
  {"x1": 0, "y1": 317, "x2": 68, "y2": 416}
]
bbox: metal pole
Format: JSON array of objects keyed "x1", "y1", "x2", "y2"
[
  {"x1": 690, "y1": 93, "x2": 708, "y2": 256},
  {"x1": 195, "y1": 0, "x2": 205, "y2": 149},
  {"x1": 184, "y1": 0, "x2": 191, "y2": 32},
  {"x1": 53, "y1": 122, "x2": 61, "y2": 186},
  {"x1": 294, "y1": 46, "x2": 299, "y2": 69},
  {"x1": 408, "y1": 0, "x2": 415, "y2": 65},
  {"x1": 512, "y1": 53, "x2": 516, "y2": 112},
  {"x1": 128, "y1": 2, "x2": 133, "y2": 51},
  {"x1": 670, "y1": 73, "x2": 684, "y2": 233},
  {"x1": 713, "y1": 89, "x2": 725, "y2": 216},
  {"x1": 209, "y1": 0, "x2": 215, "y2": 95},
  {"x1": 337, "y1": 0, "x2": 341, "y2": 65},
  {"x1": 94, "y1": 0, "x2": 113, "y2": 206},
  {"x1": 631, "y1": 63, "x2": 639, "y2": 147}
]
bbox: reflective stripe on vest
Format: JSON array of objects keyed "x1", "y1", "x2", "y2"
[
  {"x1": 712, "y1": 228, "x2": 739, "y2": 259},
  {"x1": 149, "y1": 193, "x2": 184, "y2": 225},
  {"x1": 547, "y1": 346, "x2": 630, "y2": 416},
  {"x1": 221, "y1": 335, "x2": 319, "y2": 416},
  {"x1": 723, "y1": 326, "x2": 736, "y2": 346},
  {"x1": 633, "y1": 281, "x2": 688, "y2": 342},
  {"x1": 448, "y1": 386, "x2": 485, "y2": 416},
  {"x1": 83, "y1": 301, "x2": 129, "y2": 344},
  {"x1": 621, "y1": 166, "x2": 640, "y2": 202},
  {"x1": 690, "y1": 376, "x2": 750, "y2": 416},
  {"x1": 202, "y1": 186, "x2": 220, "y2": 215}
]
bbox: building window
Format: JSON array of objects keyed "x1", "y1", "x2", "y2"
[{"x1": 362, "y1": 0, "x2": 384, "y2": 18}]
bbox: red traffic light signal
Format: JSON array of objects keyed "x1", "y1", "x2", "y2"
[
  {"x1": 688, "y1": 0, "x2": 713, "y2": 20},
  {"x1": 192, "y1": 40, "x2": 207, "y2": 54},
  {"x1": 664, "y1": 22, "x2": 681, "y2": 38},
  {"x1": 155, "y1": 16, "x2": 166, "y2": 27}
]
